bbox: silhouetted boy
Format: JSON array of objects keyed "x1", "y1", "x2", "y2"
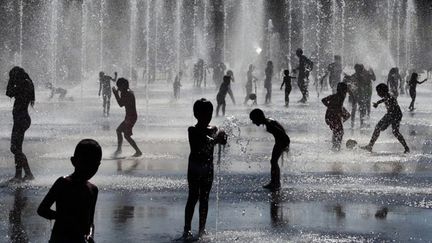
[
  {"x1": 294, "y1": 48, "x2": 313, "y2": 103},
  {"x1": 250, "y1": 109, "x2": 290, "y2": 190},
  {"x1": 216, "y1": 75, "x2": 232, "y2": 116},
  {"x1": 173, "y1": 71, "x2": 182, "y2": 99},
  {"x1": 112, "y1": 78, "x2": 142, "y2": 157},
  {"x1": 244, "y1": 64, "x2": 257, "y2": 104},
  {"x1": 182, "y1": 98, "x2": 227, "y2": 240},
  {"x1": 37, "y1": 139, "x2": 102, "y2": 243},
  {"x1": 361, "y1": 84, "x2": 410, "y2": 153},
  {"x1": 321, "y1": 55, "x2": 342, "y2": 94},
  {"x1": 322, "y1": 83, "x2": 350, "y2": 151},
  {"x1": 280, "y1": 70, "x2": 296, "y2": 107},
  {"x1": 98, "y1": 71, "x2": 117, "y2": 117}
]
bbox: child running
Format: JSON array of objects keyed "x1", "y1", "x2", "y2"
[
  {"x1": 321, "y1": 83, "x2": 350, "y2": 151},
  {"x1": 408, "y1": 72, "x2": 427, "y2": 111},
  {"x1": 112, "y1": 78, "x2": 142, "y2": 157},
  {"x1": 361, "y1": 84, "x2": 410, "y2": 153},
  {"x1": 37, "y1": 139, "x2": 102, "y2": 243},
  {"x1": 181, "y1": 98, "x2": 227, "y2": 240},
  {"x1": 249, "y1": 109, "x2": 290, "y2": 190},
  {"x1": 280, "y1": 70, "x2": 296, "y2": 107}
]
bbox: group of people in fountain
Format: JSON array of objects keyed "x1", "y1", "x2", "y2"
[{"x1": 4, "y1": 42, "x2": 428, "y2": 241}]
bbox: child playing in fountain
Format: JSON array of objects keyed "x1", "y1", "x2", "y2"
[
  {"x1": 408, "y1": 72, "x2": 427, "y2": 111},
  {"x1": 249, "y1": 109, "x2": 290, "y2": 190},
  {"x1": 280, "y1": 70, "x2": 296, "y2": 107},
  {"x1": 361, "y1": 84, "x2": 410, "y2": 153},
  {"x1": 99, "y1": 71, "x2": 117, "y2": 117},
  {"x1": 322, "y1": 82, "x2": 350, "y2": 151},
  {"x1": 37, "y1": 139, "x2": 102, "y2": 243},
  {"x1": 216, "y1": 75, "x2": 233, "y2": 116},
  {"x1": 173, "y1": 71, "x2": 182, "y2": 99},
  {"x1": 112, "y1": 78, "x2": 142, "y2": 157},
  {"x1": 46, "y1": 82, "x2": 67, "y2": 100},
  {"x1": 181, "y1": 98, "x2": 227, "y2": 240}
]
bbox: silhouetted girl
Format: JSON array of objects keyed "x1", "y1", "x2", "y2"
[
  {"x1": 6, "y1": 66, "x2": 35, "y2": 182},
  {"x1": 264, "y1": 61, "x2": 273, "y2": 104},
  {"x1": 408, "y1": 72, "x2": 427, "y2": 111}
]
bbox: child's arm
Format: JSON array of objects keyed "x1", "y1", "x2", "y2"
[
  {"x1": 87, "y1": 186, "x2": 99, "y2": 239},
  {"x1": 112, "y1": 87, "x2": 124, "y2": 107},
  {"x1": 98, "y1": 79, "x2": 102, "y2": 96},
  {"x1": 37, "y1": 178, "x2": 62, "y2": 220},
  {"x1": 373, "y1": 98, "x2": 385, "y2": 108},
  {"x1": 280, "y1": 80, "x2": 285, "y2": 90},
  {"x1": 321, "y1": 95, "x2": 331, "y2": 106},
  {"x1": 111, "y1": 72, "x2": 118, "y2": 82},
  {"x1": 6, "y1": 78, "x2": 16, "y2": 98},
  {"x1": 418, "y1": 79, "x2": 427, "y2": 84}
]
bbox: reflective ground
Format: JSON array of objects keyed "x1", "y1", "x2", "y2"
[{"x1": 1, "y1": 75, "x2": 432, "y2": 242}]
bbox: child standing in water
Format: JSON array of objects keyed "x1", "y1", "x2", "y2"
[
  {"x1": 38, "y1": 139, "x2": 101, "y2": 243},
  {"x1": 216, "y1": 75, "x2": 233, "y2": 116},
  {"x1": 173, "y1": 71, "x2": 182, "y2": 99},
  {"x1": 181, "y1": 98, "x2": 227, "y2": 240},
  {"x1": 361, "y1": 84, "x2": 410, "y2": 153},
  {"x1": 280, "y1": 70, "x2": 296, "y2": 107},
  {"x1": 6, "y1": 66, "x2": 35, "y2": 182},
  {"x1": 321, "y1": 83, "x2": 350, "y2": 151},
  {"x1": 249, "y1": 109, "x2": 290, "y2": 190},
  {"x1": 408, "y1": 72, "x2": 427, "y2": 111},
  {"x1": 98, "y1": 71, "x2": 117, "y2": 117},
  {"x1": 112, "y1": 78, "x2": 142, "y2": 157}
]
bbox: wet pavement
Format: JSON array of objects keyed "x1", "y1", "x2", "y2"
[{"x1": 1, "y1": 77, "x2": 432, "y2": 242}]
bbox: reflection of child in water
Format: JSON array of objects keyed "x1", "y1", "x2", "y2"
[
  {"x1": 46, "y1": 82, "x2": 68, "y2": 100},
  {"x1": 181, "y1": 98, "x2": 227, "y2": 240}
]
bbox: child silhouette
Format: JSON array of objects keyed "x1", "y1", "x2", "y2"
[{"x1": 37, "y1": 139, "x2": 102, "y2": 243}]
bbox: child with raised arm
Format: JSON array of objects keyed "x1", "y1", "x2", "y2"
[
  {"x1": 98, "y1": 71, "x2": 117, "y2": 117},
  {"x1": 250, "y1": 109, "x2": 290, "y2": 190},
  {"x1": 280, "y1": 70, "x2": 296, "y2": 107},
  {"x1": 322, "y1": 82, "x2": 350, "y2": 151},
  {"x1": 361, "y1": 84, "x2": 410, "y2": 153},
  {"x1": 408, "y1": 72, "x2": 427, "y2": 111},
  {"x1": 112, "y1": 78, "x2": 142, "y2": 157},
  {"x1": 37, "y1": 139, "x2": 101, "y2": 243},
  {"x1": 181, "y1": 98, "x2": 227, "y2": 240}
]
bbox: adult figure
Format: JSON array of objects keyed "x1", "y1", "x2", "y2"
[
  {"x1": 294, "y1": 48, "x2": 314, "y2": 103},
  {"x1": 321, "y1": 55, "x2": 342, "y2": 94},
  {"x1": 387, "y1": 67, "x2": 402, "y2": 98},
  {"x1": 264, "y1": 61, "x2": 274, "y2": 104}
]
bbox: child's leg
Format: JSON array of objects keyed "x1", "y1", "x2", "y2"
[
  {"x1": 116, "y1": 123, "x2": 125, "y2": 152},
  {"x1": 351, "y1": 101, "x2": 357, "y2": 128},
  {"x1": 409, "y1": 89, "x2": 416, "y2": 110},
  {"x1": 391, "y1": 121, "x2": 409, "y2": 151},
  {"x1": 198, "y1": 175, "x2": 213, "y2": 233},
  {"x1": 216, "y1": 102, "x2": 221, "y2": 116},
  {"x1": 184, "y1": 176, "x2": 200, "y2": 232},
  {"x1": 222, "y1": 100, "x2": 226, "y2": 116},
  {"x1": 368, "y1": 115, "x2": 391, "y2": 148},
  {"x1": 270, "y1": 144, "x2": 284, "y2": 186},
  {"x1": 124, "y1": 135, "x2": 141, "y2": 154}
]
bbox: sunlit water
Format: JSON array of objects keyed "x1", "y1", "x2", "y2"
[{"x1": 0, "y1": 76, "x2": 431, "y2": 242}]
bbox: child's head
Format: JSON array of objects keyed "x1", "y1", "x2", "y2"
[
  {"x1": 249, "y1": 108, "x2": 266, "y2": 126},
  {"x1": 116, "y1": 78, "x2": 129, "y2": 91},
  {"x1": 354, "y1": 64, "x2": 363, "y2": 73},
  {"x1": 267, "y1": 61, "x2": 273, "y2": 67},
  {"x1": 45, "y1": 82, "x2": 53, "y2": 89},
  {"x1": 71, "y1": 139, "x2": 102, "y2": 180},
  {"x1": 410, "y1": 72, "x2": 418, "y2": 81},
  {"x1": 296, "y1": 48, "x2": 303, "y2": 57},
  {"x1": 376, "y1": 83, "x2": 389, "y2": 97},
  {"x1": 179, "y1": 71, "x2": 183, "y2": 77},
  {"x1": 248, "y1": 64, "x2": 254, "y2": 71},
  {"x1": 336, "y1": 82, "x2": 348, "y2": 94},
  {"x1": 283, "y1": 69, "x2": 290, "y2": 76},
  {"x1": 193, "y1": 98, "x2": 213, "y2": 126},
  {"x1": 334, "y1": 55, "x2": 341, "y2": 62},
  {"x1": 227, "y1": 70, "x2": 233, "y2": 77},
  {"x1": 99, "y1": 71, "x2": 104, "y2": 78}
]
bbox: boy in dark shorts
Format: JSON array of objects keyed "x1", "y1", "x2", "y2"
[
  {"x1": 361, "y1": 83, "x2": 410, "y2": 153},
  {"x1": 37, "y1": 139, "x2": 102, "y2": 243},
  {"x1": 216, "y1": 75, "x2": 232, "y2": 117},
  {"x1": 250, "y1": 109, "x2": 290, "y2": 190},
  {"x1": 181, "y1": 98, "x2": 227, "y2": 240},
  {"x1": 321, "y1": 82, "x2": 350, "y2": 151},
  {"x1": 280, "y1": 70, "x2": 296, "y2": 107},
  {"x1": 112, "y1": 78, "x2": 142, "y2": 157}
]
